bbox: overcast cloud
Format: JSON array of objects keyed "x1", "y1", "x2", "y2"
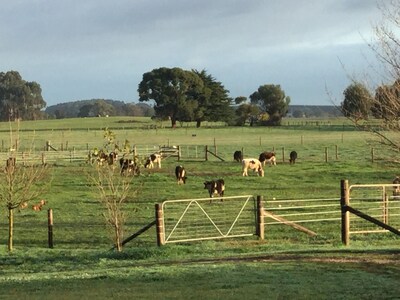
[{"x1": 0, "y1": 0, "x2": 383, "y2": 106}]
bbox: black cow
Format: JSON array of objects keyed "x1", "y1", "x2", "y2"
[
  {"x1": 289, "y1": 151, "x2": 298, "y2": 164},
  {"x1": 204, "y1": 179, "x2": 225, "y2": 200},
  {"x1": 175, "y1": 165, "x2": 187, "y2": 185},
  {"x1": 393, "y1": 176, "x2": 400, "y2": 196},
  {"x1": 233, "y1": 150, "x2": 243, "y2": 162}
]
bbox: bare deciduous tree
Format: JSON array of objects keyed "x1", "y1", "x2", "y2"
[{"x1": 0, "y1": 126, "x2": 50, "y2": 252}]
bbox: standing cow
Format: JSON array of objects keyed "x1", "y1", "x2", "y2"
[
  {"x1": 204, "y1": 179, "x2": 225, "y2": 200},
  {"x1": 242, "y1": 158, "x2": 264, "y2": 177},
  {"x1": 289, "y1": 151, "x2": 298, "y2": 164},
  {"x1": 233, "y1": 150, "x2": 243, "y2": 162},
  {"x1": 175, "y1": 165, "x2": 187, "y2": 185},
  {"x1": 393, "y1": 176, "x2": 400, "y2": 196},
  {"x1": 144, "y1": 153, "x2": 162, "y2": 169},
  {"x1": 259, "y1": 152, "x2": 276, "y2": 166}
]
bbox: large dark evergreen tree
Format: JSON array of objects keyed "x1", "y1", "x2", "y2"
[{"x1": 0, "y1": 71, "x2": 46, "y2": 121}]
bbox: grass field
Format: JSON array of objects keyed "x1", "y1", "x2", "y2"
[{"x1": 0, "y1": 117, "x2": 399, "y2": 299}]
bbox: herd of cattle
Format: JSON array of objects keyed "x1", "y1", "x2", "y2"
[{"x1": 85, "y1": 148, "x2": 301, "y2": 199}]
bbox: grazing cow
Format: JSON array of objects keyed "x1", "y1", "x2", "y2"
[
  {"x1": 289, "y1": 151, "x2": 298, "y2": 164},
  {"x1": 107, "y1": 151, "x2": 118, "y2": 165},
  {"x1": 242, "y1": 158, "x2": 264, "y2": 177},
  {"x1": 97, "y1": 150, "x2": 108, "y2": 165},
  {"x1": 175, "y1": 165, "x2": 187, "y2": 185},
  {"x1": 393, "y1": 176, "x2": 400, "y2": 196},
  {"x1": 233, "y1": 150, "x2": 243, "y2": 162},
  {"x1": 32, "y1": 199, "x2": 46, "y2": 212},
  {"x1": 5, "y1": 157, "x2": 16, "y2": 171},
  {"x1": 119, "y1": 158, "x2": 139, "y2": 175},
  {"x1": 204, "y1": 179, "x2": 225, "y2": 199},
  {"x1": 144, "y1": 153, "x2": 162, "y2": 169},
  {"x1": 259, "y1": 152, "x2": 276, "y2": 166}
]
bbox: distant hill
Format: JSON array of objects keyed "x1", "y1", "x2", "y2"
[
  {"x1": 45, "y1": 100, "x2": 342, "y2": 119},
  {"x1": 287, "y1": 105, "x2": 342, "y2": 118},
  {"x1": 45, "y1": 99, "x2": 154, "y2": 119}
]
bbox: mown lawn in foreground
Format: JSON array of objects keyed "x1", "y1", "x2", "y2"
[{"x1": 1, "y1": 253, "x2": 399, "y2": 300}]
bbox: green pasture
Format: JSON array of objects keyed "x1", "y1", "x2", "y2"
[{"x1": 0, "y1": 117, "x2": 399, "y2": 299}]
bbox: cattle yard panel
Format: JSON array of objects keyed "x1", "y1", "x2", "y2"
[
  {"x1": 346, "y1": 183, "x2": 400, "y2": 237},
  {"x1": 160, "y1": 195, "x2": 257, "y2": 244}
]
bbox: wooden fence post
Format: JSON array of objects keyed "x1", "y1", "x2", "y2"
[
  {"x1": 256, "y1": 196, "x2": 264, "y2": 240},
  {"x1": 325, "y1": 147, "x2": 328, "y2": 163},
  {"x1": 340, "y1": 179, "x2": 350, "y2": 246},
  {"x1": 335, "y1": 145, "x2": 339, "y2": 160},
  {"x1": 371, "y1": 148, "x2": 374, "y2": 163},
  {"x1": 205, "y1": 145, "x2": 208, "y2": 161},
  {"x1": 48, "y1": 208, "x2": 54, "y2": 249},
  {"x1": 155, "y1": 203, "x2": 165, "y2": 246},
  {"x1": 177, "y1": 145, "x2": 181, "y2": 161},
  {"x1": 282, "y1": 147, "x2": 285, "y2": 163}
]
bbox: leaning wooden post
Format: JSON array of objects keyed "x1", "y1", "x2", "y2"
[
  {"x1": 256, "y1": 196, "x2": 265, "y2": 240},
  {"x1": 205, "y1": 145, "x2": 208, "y2": 161},
  {"x1": 155, "y1": 203, "x2": 165, "y2": 246},
  {"x1": 340, "y1": 179, "x2": 350, "y2": 246},
  {"x1": 48, "y1": 208, "x2": 54, "y2": 249}
]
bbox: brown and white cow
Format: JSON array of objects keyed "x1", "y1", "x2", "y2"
[
  {"x1": 144, "y1": 153, "x2": 162, "y2": 169},
  {"x1": 175, "y1": 165, "x2": 187, "y2": 185},
  {"x1": 204, "y1": 179, "x2": 225, "y2": 199},
  {"x1": 242, "y1": 158, "x2": 264, "y2": 177},
  {"x1": 259, "y1": 152, "x2": 276, "y2": 166}
]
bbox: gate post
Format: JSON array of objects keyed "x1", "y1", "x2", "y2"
[
  {"x1": 155, "y1": 203, "x2": 165, "y2": 246},
  {"x1": 340, "y1": 179, "x2": 350, "y2": 246},
  {"x1": 256, "y1": 196, "x2": 265, "y2": 240}
]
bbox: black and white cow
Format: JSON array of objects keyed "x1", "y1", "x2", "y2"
[
  {"x1": 259, "y1": 151, "x2": 276, "y2": 166},
  {"x1": 289, "y1": 151, "x2": 298, "y2": 164},
  {"x1": 144, "y1": 153, "x2": 162, "y2": 169},
  {"x1": 233, "y1": 150, "x2": 243, "y2": 162},
  {"x1": 175, "y1": 165, "x2": 187, "y2": 185},
  {"x1": 204, "y1": 179, "x2": 225, "y2": 199},
  {"x1": 119, "y1": 158, "x2": 138, "y2": 175}
]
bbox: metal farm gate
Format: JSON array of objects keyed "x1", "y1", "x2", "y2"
[
  {"x1": 341, "y1": 180, "x2": 400, "y2": 245},
  {"x1": 156, "y1": 195, "x2": 259, "y2": 245}
]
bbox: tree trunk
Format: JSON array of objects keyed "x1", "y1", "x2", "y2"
[
  {"x1": 196, "y1": 120, "x2": 201, "y2": 128},
  {"x1": 171, "y1": 118, "x2": 177, "y2": 128},
  {"x1": 8, "y1": 208, "x2": 13, "y2": 252}
]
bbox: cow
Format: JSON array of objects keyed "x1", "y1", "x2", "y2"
[
  {"x1": 289, "y1": 151, "x2": 298, "y2": 164},
  {"x1": 393, "y1": 176, "x2": 400, "y2": 196},
  {"x1": 5, "y1": 157, "x2": 16, "y2": 172},
  {"x1": 233, "y1": 150, "x2": 243, "y2": 162},
  {"x1": 107, "y1": 151, "x2": 118, "y2": 165},
  {"x1": 119, "y1": 158, "x2": 139, "y2": 175},
  {"x1": 259, "y1": 152, "x2": 276, "y2": 166},
  {"x1": 175, "y1": 165, "x2": 187, "y2": 185},
  {"x1": 144, "y1": 153, "x2": 162, "y2": 169},
  {"x1": 97, "y1": 150, "x2": 108, "y2": 166},
  {"x1": 204, "y1": 179, "x2": 225, "y2": 200},
  {"x1": 242, "y1": 158, "x2": 264, "y2": 177}
]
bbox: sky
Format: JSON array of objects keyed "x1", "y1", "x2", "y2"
[{"x1": 0, "y1": 0, "x2": 385, "y2": 107}]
